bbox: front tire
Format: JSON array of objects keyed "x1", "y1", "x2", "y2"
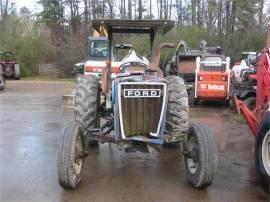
[
  {"x1": 184, "y1": 123, "x2": 217, "y2": 188},
  {"x1": 255, "y1": 111, "x2": 270, "y2": 192},
  {"x1": 57, "y1": 121, "x2": 84, "y2": 189}
]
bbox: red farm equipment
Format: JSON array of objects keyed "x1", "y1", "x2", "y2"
[
  {"x1": 234, "y1": 27, "x2": 270, "y2": 192},
  {"x1": 194, "y1": 55, "x2": 231, "y2": 104}
]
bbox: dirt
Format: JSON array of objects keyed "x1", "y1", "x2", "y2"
[{"x1": 0, "y1": 80, "x2": 269, "y2": 202}]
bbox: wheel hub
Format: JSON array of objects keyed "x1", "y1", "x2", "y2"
[
  {"x1": 186, "y1": 136, "x2": 199, "y2": 174},
  {"x1": 73, "y1": 135, "x2": 83, "y2": 175}
]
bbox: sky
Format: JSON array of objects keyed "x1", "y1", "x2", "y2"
[
  {"x1": 12, "y1": 0, "x2": 270, "y2": 18},
  {"x1": 13, "y1": 0, "x2": 40, "y2": 11}
]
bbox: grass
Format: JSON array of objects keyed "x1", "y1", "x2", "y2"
[{"x1": 231, "y1": 113, "x2": 247, "y2": 124}]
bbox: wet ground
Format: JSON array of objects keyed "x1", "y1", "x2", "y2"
[{"x1": 0, "y1": 80, "x2": 269, "y2": 202}]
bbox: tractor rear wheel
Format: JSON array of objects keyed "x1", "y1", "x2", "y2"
[
  {"x1": 57, "y1": 121, "x2": 84, "y2": 189},
  {"x1": 75, "y1": 75, "x2": 100, "y2": 146},
  {"x1": 255, "y1": 111, "x2": 270, "y2": 192},
  {"x1": 184, "y1": 123, "x2": 217, "y2": 188},
  {"x1": 166, "y1": 75, "x2": 189, "y2": 140}
]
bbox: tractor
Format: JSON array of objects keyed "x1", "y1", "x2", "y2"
[
  {"x1": 164, "y1": 40, "x2": 227, "y2": 105},
  {"x1": 234, "y1": 26, "x2": 270, "y2": 192},
  {"x1": 193, "y1": 54, "x2": 231, "y2": 105},
  {"x1": 0, "y1": 51, "x2": 20, "y2": 80},
  {"x1": 57, "y1": 19, "x2": 217, "y2": 189},
  {"x1": 74, "y1": 36, "x2": 145, "y2": 78},
  {"x1": 230, "y1": 52, "x2": 259, "y2": 111}
]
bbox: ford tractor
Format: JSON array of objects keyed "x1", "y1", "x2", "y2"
[{"x1": 57, "y1": 19, "x2": 217, "y2": 189}]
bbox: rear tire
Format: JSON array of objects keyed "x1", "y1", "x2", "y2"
[
  {"x1": 75, "y1": 75, "x2": 100, "y2": 146},
  {"x1": 14, "y1": 64, "x2": 20, "y2": 80},
  {"x1": 57, "y1": 121, "x2": 84, "y2": 189},
  {"x1": 166, "y1": 75, "x2": 189, "y2": 141},
  {"x1": 255, "y1": 111, "x2": 270, "y2": 192},
  {"x1": 184, "y1": 123, "x2": 217, "y2": 188}
]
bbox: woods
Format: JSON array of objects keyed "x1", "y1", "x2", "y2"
[{"x1": 0, "y1": 0, "x2": 269, "y2": 76}]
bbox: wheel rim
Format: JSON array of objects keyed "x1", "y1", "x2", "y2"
[
  {"x1": 73, "y1": 135, "x2": 83, "y2": 176},
  {"x1": 186, "y1": 136, "x2": 199, "y2": 174},
  {"x1": 262, "y1": 130, "x2": 270, "y2": 175}
]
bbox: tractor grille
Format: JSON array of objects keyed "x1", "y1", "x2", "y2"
[
  {"x1": 119, "y1": 82, "x2": 166, "y2": 138},
  {"x1": 202, "y1": 65, "x2": 226, "y2": 72}
]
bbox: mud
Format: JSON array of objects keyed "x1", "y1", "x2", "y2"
[{"x1": 0, "y1": 80, "x2": 269, "y2": 201}]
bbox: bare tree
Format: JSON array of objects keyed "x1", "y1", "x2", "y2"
[
  {"x1": 138, "y1": 0, "x2": 142, "y2": 19},
  {"x1": 128, "y1": 0, "x2": 132, "y2": 19}
]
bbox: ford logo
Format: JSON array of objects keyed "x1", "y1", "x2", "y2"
[{"x1": 124, "y1": 89, "x2": 161, "y2": 98}]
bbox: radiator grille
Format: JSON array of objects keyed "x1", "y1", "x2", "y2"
[
  {"x1": 202, "y1": 65, "x2": 226, "y2": 72},
  {"x1": 119, "y1": 83, "x2": 165, "y2": 138}
]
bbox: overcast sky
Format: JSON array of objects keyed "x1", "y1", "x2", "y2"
[
  {"x1": 13, "y1": 0, "x2": 39, "y2": 11},
  {"x1": 12, "y1": 0, "x2": 270, "y2": 18}
]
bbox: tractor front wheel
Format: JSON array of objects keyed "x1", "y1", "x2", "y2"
[
  {"x1": 255, "y1": 111, "x2": 270, "y2": 192},
  {"x1": 57, "y1": 121, "x2": 85, "y2": 189},
  {"x1": 184, "y1": 123, "x2": 217, "y2": 188}
]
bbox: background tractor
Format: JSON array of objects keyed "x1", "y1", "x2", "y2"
[
  {"x1": 230, "y1": 52, "x2": 259, "y2": 111},
  {"x1": 73, "y1": 35, "x2": 147, "y2": 79},
  {"x1": 57, "y1": 19, "x2": 217, "y2": 189},
  {"x1": 234, "y1": 26, "x2": 270, "y2": 192},
  {"x1": 164, "y1": 40, "x2": 227, "y2": 105},
  {"x1": 0, "y1": 51, "x2": 20, "y2": 80},
  {"x1": 193, "y1": 54, "x2": 231, "y2": 105}
]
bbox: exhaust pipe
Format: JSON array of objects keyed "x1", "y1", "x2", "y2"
[{"x1": 147, "y1": 43, "x2": 175, "y2": 75}]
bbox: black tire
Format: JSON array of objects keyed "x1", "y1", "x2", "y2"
[
  {"x1": 57, "y1": 121, "x2": 84, "y2": 189},
  {"x1": 166, "y1": 75, "x2": 189, "y2": 140},
  {"x1": 14, "y1": 64, "x2": 20, "y2": 80},
  {"x1": 75, "y1": 75, "x2": 100, "y2": 145},
  {"x1": 255, "y1": 111, "x2": 270, "y2": 192},
  {"x1": 244, "y1": 96, "x2": 256, "y2": 111},
  {"x1": 184, "y1": 123, "x2": 217, "y2": 188},
  {"x1": 0, "y1": 76, "x2": 5, "y2": 91}
]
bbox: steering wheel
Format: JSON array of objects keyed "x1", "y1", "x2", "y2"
[{"x1": 119, "y1": 61, "x2": 147, "y2": 73}]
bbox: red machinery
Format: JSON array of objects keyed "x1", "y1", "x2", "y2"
[
  {"x1": 234, "y1": 26, "x2": 270, "y2": 191},
  {"x1": 195, "y1": 55, "x2": 231, "y2": 103}
]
